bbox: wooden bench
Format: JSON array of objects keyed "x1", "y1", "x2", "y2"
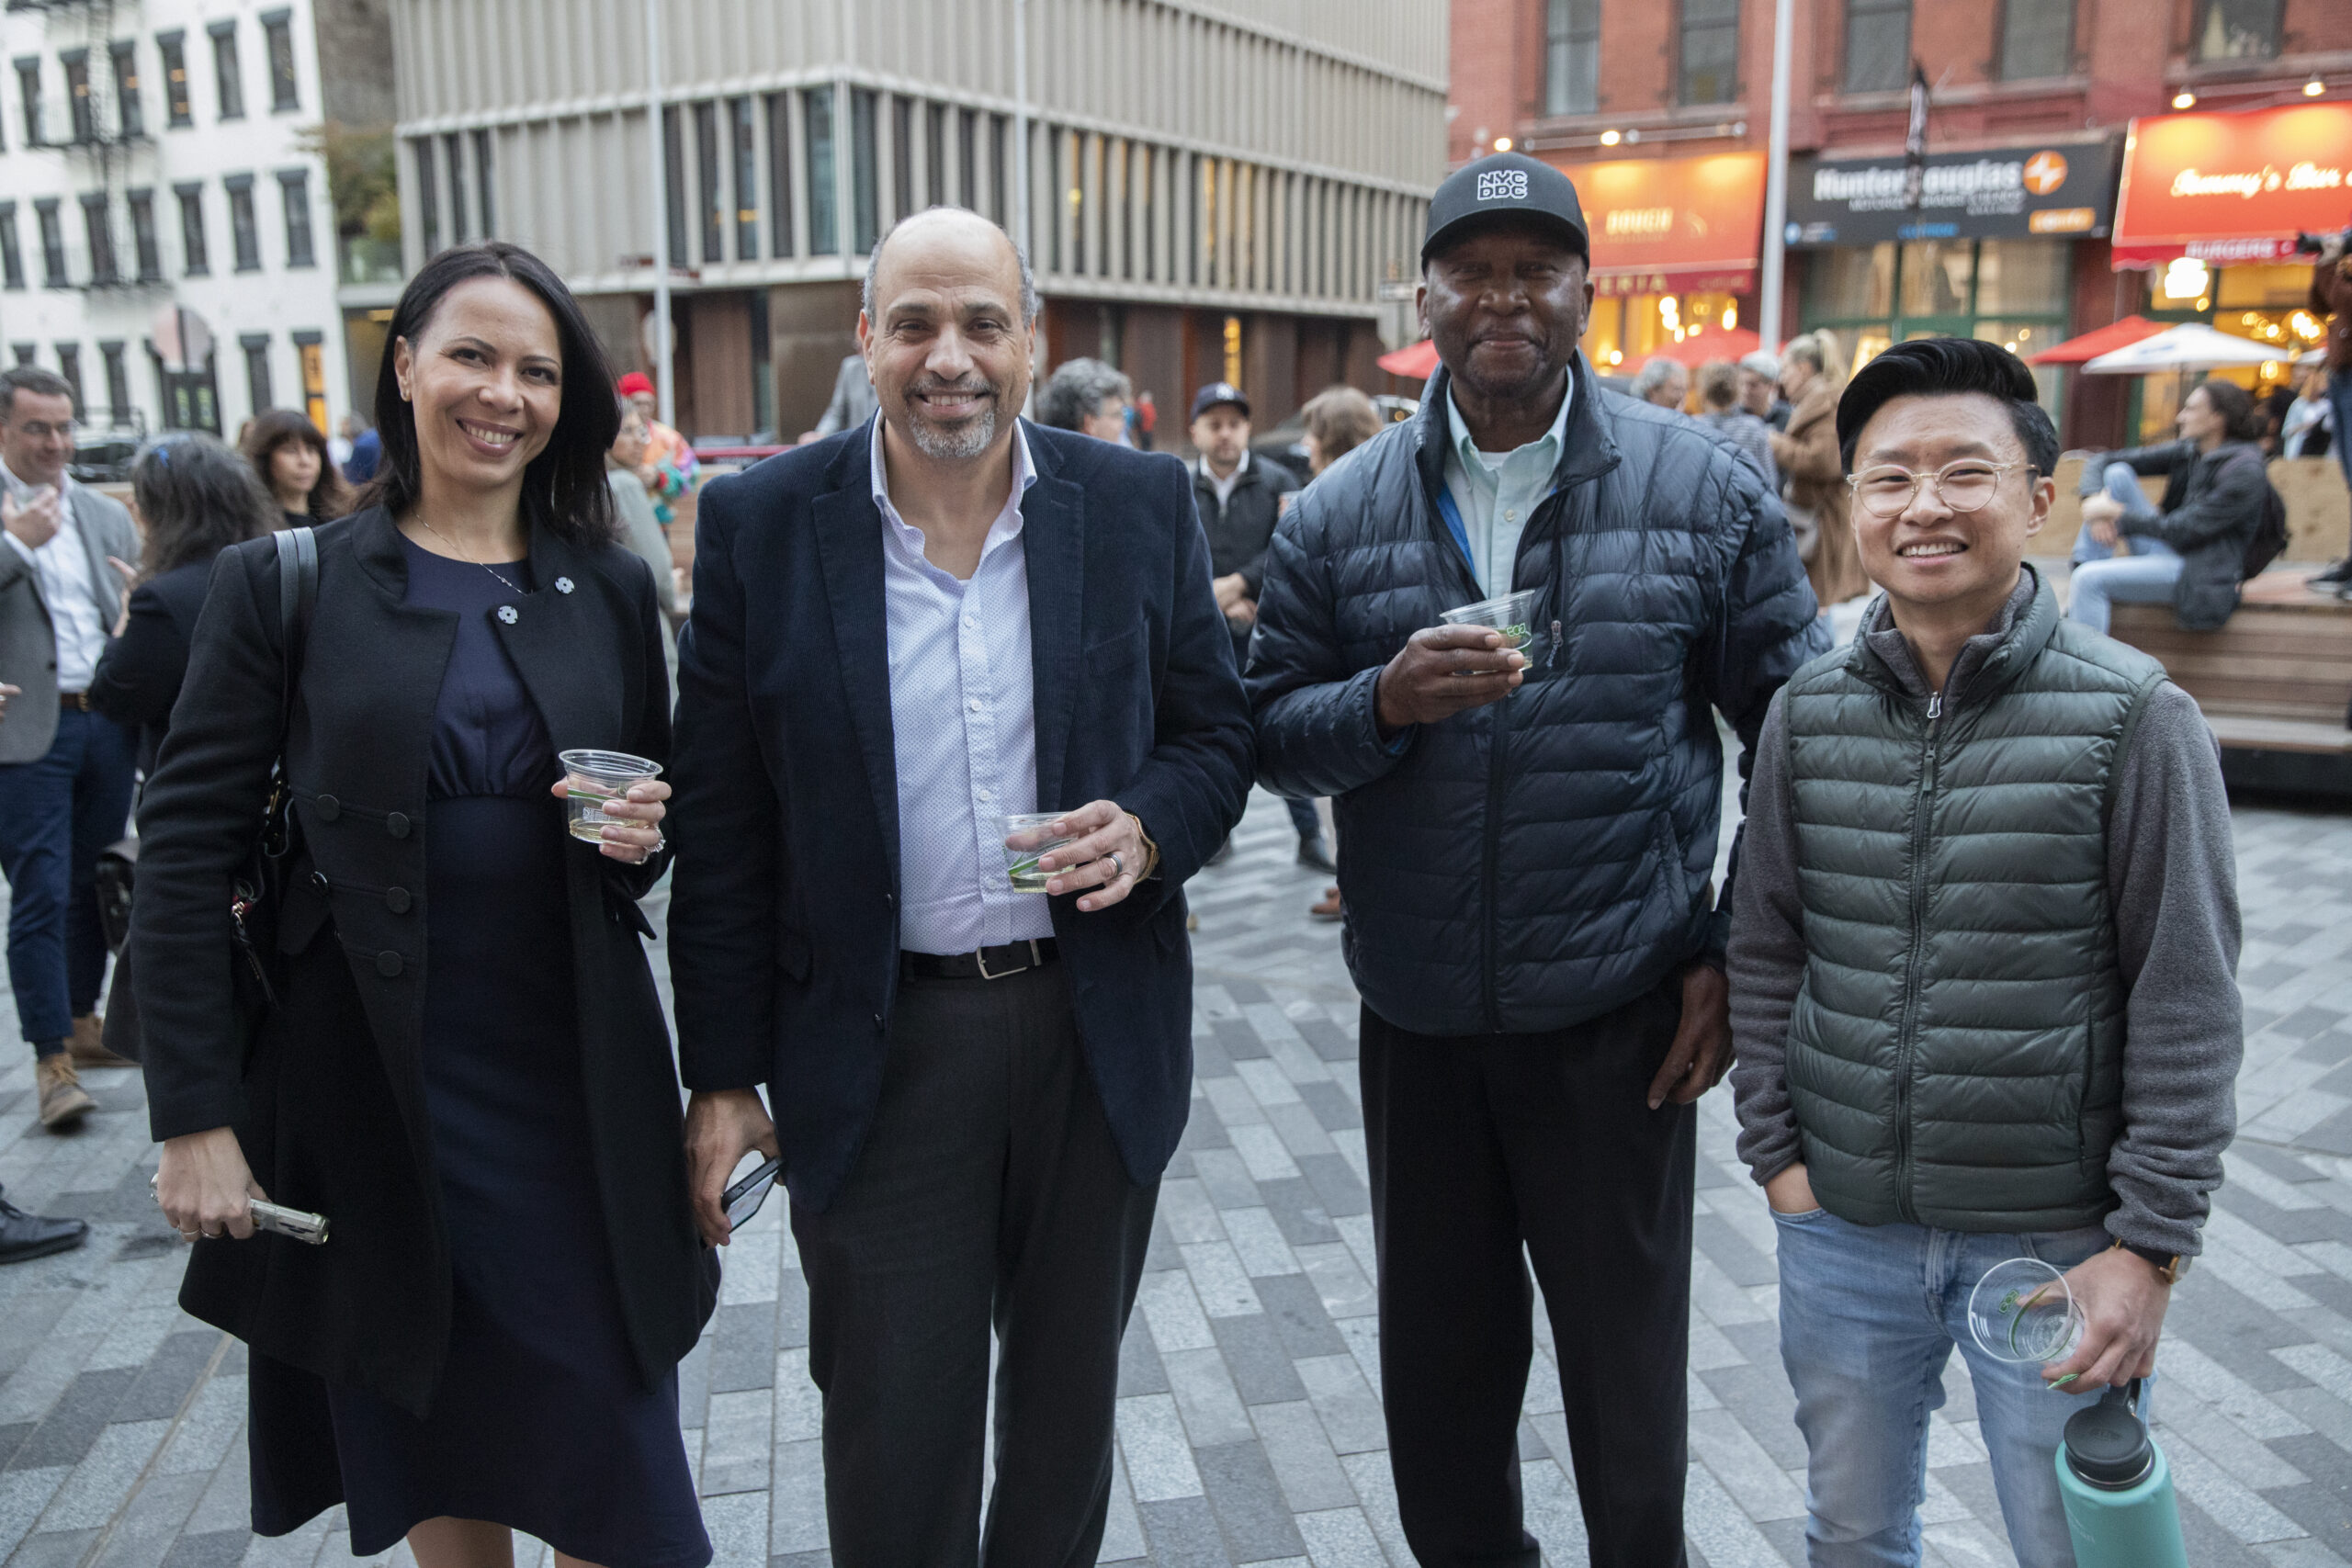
[{"x1": 2109, "y1": 569, "x2": 2352, "y2": 791}]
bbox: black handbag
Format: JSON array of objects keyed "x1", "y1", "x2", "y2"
[
  {"x1": 106, "y1": 527, "x2": 317, "y2": 1062},
  {"x1": 229, "y1": 526, "x2": 319, "y2": 1024}
]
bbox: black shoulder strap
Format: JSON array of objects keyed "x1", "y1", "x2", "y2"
[{"x1": 271, "y1": 527, "x2": 318, "y2": 736}]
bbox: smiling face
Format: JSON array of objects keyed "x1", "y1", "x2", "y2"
[
  {"x1": 860, "y1": 210, "x2": 1032, "y2": 463},
  {"x1": 390, "y1": 276, "x2": 563, "y2": 497},
  {"x1": 1849, "y1": 391, "x2": 2051, "y2": 617},
  {"x1": 1419, "y1": 221, "x2": 1590, "y2": 409},
  {"x1": 269, "y1": 438, "x2": 322, "y2": 504}
]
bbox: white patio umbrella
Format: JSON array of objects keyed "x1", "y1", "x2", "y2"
[{"x1": 2082, "y1": 321, "x2": 2292, "y2": 374}]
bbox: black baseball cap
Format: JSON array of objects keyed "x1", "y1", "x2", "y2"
[
  {"x1": 1191, "y1": 382, "x2": 1250, "y2": 421},
  {"x1": 1420, "y1": 152, "x2": 1589, "y2": 266}
]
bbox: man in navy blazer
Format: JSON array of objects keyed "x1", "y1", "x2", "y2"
[{"x1": 668, "y1": 208, "x2": 1251, "y2": 1566}]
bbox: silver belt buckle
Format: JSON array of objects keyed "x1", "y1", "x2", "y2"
[{"x1": 974, "y1": 939, "x2": 1039, "y2": 981}]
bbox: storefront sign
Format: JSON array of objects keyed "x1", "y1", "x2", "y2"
[
  {"x1": 1783, "y1": 137, "x2": 2120, "y2": 246},
  {"x1": 2111, "y1": 103, "x2": 2352, "y2": 267},
  {"x1": 1542, "y1": 152, "x2": 1765, "y2": 294}
]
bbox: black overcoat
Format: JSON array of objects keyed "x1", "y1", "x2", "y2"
[{"x1": 130, "y1": 505, "x2": 711, "y2": 1502}]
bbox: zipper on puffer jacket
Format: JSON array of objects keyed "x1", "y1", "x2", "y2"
[
  {"x1": 1480, "y1": 677, "x2": 1512, "y2": 1033},
  {"x1": 1893, "y1": 689, "x2": 1942, "y2": 1223}
]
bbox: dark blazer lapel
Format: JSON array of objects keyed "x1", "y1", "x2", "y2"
[
  {"x1": 1021, "y1": 432, "x2": 1086, "y2": 811},
  {"x1": 492, "y1": 525, "x2": 619, "y2": 754},
  {"x1": 811, "y1": 429, "x2": 903, "y2": 886}
]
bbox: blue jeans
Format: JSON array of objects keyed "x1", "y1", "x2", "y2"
[
  {"x1": 1775, "y1": 1204, "x2": 2125, "y2": 1567},
  {"x1": 0, "y1": 709, "x2": 136, "y2": 1054},
  {"x1": 2066, "y1": 462, "x2": 2180, "y2": 634},
  {"x1": 2328, "y1": 368, "x2": 2352, "y2": 500}
]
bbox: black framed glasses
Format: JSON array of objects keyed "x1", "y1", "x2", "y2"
[{"x1": 1846, "y1": 459, "x2": 2034, "y2": 519}]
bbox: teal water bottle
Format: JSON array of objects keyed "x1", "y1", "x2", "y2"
[{"x1": 2055, "y1": 1379, "x2": 2188, "y2": 1568}]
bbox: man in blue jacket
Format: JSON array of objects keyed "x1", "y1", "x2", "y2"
[
  {"x1": 1248, "y1": 152, "x2": 1826, "y2": 1567},
  {"x1": 668, "y1": 208, "x2": 1252, "y2": 1567}
]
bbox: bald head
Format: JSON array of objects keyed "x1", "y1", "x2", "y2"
[
  {"x1": 862, "y1": 208, "x2": 1038, "y2": 331},
  {"x1": 858, "y1": 208, "x2": 1038, "y2": 462}
]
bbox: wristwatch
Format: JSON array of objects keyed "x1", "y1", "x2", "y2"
[{"x1": 2114, "y1": 1239, "x2": 2190, "y2": 1285}]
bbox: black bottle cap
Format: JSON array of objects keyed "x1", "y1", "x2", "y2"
[{"x1": 2065, "y1": 1385, "x2": 2155, "y2": 1491}]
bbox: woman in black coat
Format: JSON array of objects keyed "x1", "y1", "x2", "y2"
[
  {"x1": 88, "y1": 434, "x2": 280, "y2": 773},
  {"x1": 137, "y1": 243, "x2": 713, "y2": 1568}
]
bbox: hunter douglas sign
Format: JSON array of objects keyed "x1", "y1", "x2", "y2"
[{"x1": 1783, "y1": 136, "x2": 2122, "y2": 246}]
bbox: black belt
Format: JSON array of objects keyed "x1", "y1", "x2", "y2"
[
  {"x1": 900, "y1": 938, "x2": 1058, "y2": 982},
  {"x1": 60, "y1": 691, "x2": 90, "y2": 712}
]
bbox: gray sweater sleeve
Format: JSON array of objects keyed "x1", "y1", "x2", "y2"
[
  {"x1": 1726, "y1": 688, "x2": 1805, "y2": 1187},
  {"x1": 2103, "y1": 681, "x2": 2243, "y2": 1257}
]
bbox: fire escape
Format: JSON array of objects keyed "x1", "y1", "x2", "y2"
[{"x1": 16, "y1": 0, "x2": 165, "y2": 434}]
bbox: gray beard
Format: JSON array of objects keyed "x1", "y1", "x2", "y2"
[{"x1": 905, "y1": 401, "x2": 998, "y2": 460}]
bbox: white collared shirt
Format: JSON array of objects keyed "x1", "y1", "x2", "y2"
[
  {"x1": 1200, "y1": 449, "x2": 1250, "y2": 509},
  {"x1": 1, "y1": 461, "x2": 109, "y2": 691},
  {"x1": 1441, "y1": 380, "x2": 1574, "y2": 594},
  {"x1": 871, "y1": 422, "x2": 1053, "y2": 953}
]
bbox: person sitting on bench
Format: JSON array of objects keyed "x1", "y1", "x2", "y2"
[{"x1": 2071, "y1": 378, "x2": 2270, "y2": 634}]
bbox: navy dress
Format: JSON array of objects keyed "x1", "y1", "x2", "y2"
[{"x1": 324, "y1": 538, "x2": 709, "y2": 1567}]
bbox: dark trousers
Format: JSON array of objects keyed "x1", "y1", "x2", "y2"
[
  {"x1": 0, "y1": 709, "x2": 135, "y2": 1054},
  {"x1": 1362, "y1": 979, "x2": 1697, "y2": 1568},
  {"x1": 1285, "y1": 796, "x2": 1321, "y2": 842},
  {"x1": 791, "y1": 962, "x2": 1159, "y2": 1568}
]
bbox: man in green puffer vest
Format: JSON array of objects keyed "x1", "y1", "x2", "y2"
[{"x1": 1727, "y1": 339, "x2": 2243, "y2": 1568}]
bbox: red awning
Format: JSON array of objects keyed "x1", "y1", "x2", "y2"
[
  {"x1": 1378, "y1": 339, "x2": 1440, "y2": 380},
  {"x1": 2025, "y1": 316, "x2": 2165, "y2": 365},
  {"x1": 1544, "y1": 152, "x2": 1768, "y2": 297},
  {"x1": 2111, "y1": 103, "x2": 2352, "y2": 268}
]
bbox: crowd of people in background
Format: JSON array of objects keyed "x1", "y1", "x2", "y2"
[{"x1": 0, "y1": 171, "x2": 2335, "y2": 1568}]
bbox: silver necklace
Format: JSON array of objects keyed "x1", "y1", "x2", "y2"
[{"x1": 417, "y1": 516, "x2": 526, "y2": 597}]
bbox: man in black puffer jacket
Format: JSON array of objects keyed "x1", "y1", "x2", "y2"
[{"x1": 1248, "y1": 152, "x2": 1827, "y2": 1568}]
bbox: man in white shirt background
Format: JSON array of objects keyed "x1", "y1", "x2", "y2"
[{"x1": 0, "y1": 367, "x2": 141, "y2": 1131}]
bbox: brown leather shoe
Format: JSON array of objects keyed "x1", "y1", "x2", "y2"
[
  {"x1": 1309, "y1": 886, "x2": 1343, "y2": 922},
  {"x1": 36, "y1": 1055, "x2": 94, "y2": 1131},
  {"x1": 69, "y1": 1014, "x2": 133, "y2": 1069}
]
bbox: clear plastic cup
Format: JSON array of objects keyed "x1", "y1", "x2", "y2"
[
  {"x1": 1001, "y1": 812, "x2": 1075, "y2": 894},
  {"x1": 1968, "y1": 1257, "x2": 2086, "y2": 1365},
  {"x1": 1440, "y1": 587, "x2": 1551, "y2": 671},
  {"x1": 560, "y1": 749, "x2": 662, "y2": 843}
]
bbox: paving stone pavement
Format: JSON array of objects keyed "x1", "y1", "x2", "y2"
[{"x1": 2, "y1": 779, "x2": 2351, "y2": 1568}]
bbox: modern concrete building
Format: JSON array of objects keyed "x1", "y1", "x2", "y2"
[
  {"x1": 0, "y1": 0, "x2": 392, "y2": 446},
  {"x1": 1449, "y1": 0, "x2": 2352, "y2": 447},
  {"x1": 389, "y1": 0, "x2": 1447, "y2": 440}
]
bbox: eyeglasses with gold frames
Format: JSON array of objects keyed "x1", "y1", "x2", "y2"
[{"x1": 1845, "y1": 459, "x2": 2035, "y2": 519}]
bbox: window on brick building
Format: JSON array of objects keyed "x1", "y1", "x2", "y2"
[
  {"x1": 1843, "y1": 0, "x2": 1912, "y2": 93},
  {"x1": 1998, "y1": 0, "x2": 2074, "y2": 78},
  {"x1": 1545, "y1": 0, "x2": 1600, "y2": 116},
  {"x1": 2195, "y1": 0, "x2": 2280, "y2": 58},
  {"x1": 1680, "y1": 0, "x2": 1740, "y2": 105}
]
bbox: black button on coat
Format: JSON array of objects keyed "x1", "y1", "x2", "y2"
[{"x1": 129, "y1": 507, "x2": 709, "y2": 1514}]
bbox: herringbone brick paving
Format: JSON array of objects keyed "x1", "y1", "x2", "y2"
[{"x1": 0, "y1": 776, "x2": 2347, "y2": 1568}]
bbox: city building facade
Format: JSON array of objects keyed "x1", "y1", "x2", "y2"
[
  {"x1": 388, "y1": 0, "x2": 1448, "y2": 442},
  {"x1": 0, "y1": 0, "x2": 390, "y2": 451},
  {"x1": 1449, "y1": 0, "x2": 2352, "y2": 448}
]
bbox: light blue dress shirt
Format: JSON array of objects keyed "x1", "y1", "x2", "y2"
[
  {"x1": 1441, "y1": 380, "x2": 1573, "y2": 594},
  {"x1": 872, "y1": 422, "x2": 1054, "y2": 953}
]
